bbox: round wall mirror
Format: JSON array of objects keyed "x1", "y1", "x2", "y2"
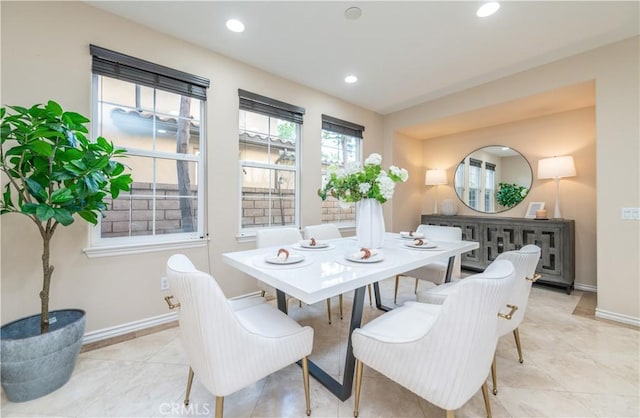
[{"x1": 454, "y1": 146, "x2": 532, "y2": 213}]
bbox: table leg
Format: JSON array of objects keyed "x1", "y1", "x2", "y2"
[
  {"x1": 444, "y1": 255, "x2": 455, "y2": 283},
  {"x1": 283, "y1": 286, "x2": 366, "y2": 401},
  {"x1": 276, "y1": 290, "x2": 288, "y2": 314}
]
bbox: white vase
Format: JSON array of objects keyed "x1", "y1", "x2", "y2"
[
  {"x1": 440, "y1": 199, "x2": 458, "y2": 216},
  {"x1": 356, "y1": 198, "x2": 385, "y2": 248}
]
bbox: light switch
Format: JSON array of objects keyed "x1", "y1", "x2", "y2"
[{"x1": 621, "y1": 208, "x2": 640, "y2": 220}]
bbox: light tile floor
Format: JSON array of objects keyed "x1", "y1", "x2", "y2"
[{"x1": 2, "y1": 278, "x2": 639, "y2": 417}]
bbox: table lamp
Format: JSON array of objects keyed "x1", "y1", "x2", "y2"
[
  {"x1": 425, "y1": 169, "x2": 447, "y2": 214},
  {"x1": 537, "y1": 155, "x2": 576, "y2": 218}
]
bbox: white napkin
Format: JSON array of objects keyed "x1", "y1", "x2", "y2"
[
  {"x1": 298, "y1": 239, "x2": 325, "y2": 247},
  {"x1": 411, "y1": 238, "x2": 428, "y2": 246},
  {"x1": 400, "y1": 231, "x2": 425, "y2": 238},
  {"x1": 349, "y1": 248, "x2": 381, "y2": 260}
]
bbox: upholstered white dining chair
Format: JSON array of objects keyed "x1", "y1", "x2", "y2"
[
  {"x1": 257, "y1": 227, "x2": 340, "y2": 324},
  {"x1": 303, "y1": 223, "x2": 375, "y2": 314},
  {"x1": 416, "y1": 244, "x2": 541, "y2": 396},
  {"x1": 394, "y1": 224, "x2": 463, "y2": 304},
  {"x1": 165, "y1": 254, "x2": 314, "y2": 418},
  {"x1": 351, "y1": 260, "x2": 517, "y2": 418}
]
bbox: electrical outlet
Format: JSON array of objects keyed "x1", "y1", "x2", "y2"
[
  {"x1": 622, "y1": 208, "x2": 640, "y2": 220},
  {"x1": 160, "y1": 276, "x2": 169, "y2": 291}
]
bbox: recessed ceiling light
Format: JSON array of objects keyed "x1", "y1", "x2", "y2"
[
  {"x1": 344, "y1": 75, "x2": 358, "y2": 84},
  {"x1": 344, "y1": 7, "x2": 362, "y2": 20},
  {"x1": 502, "y1": 147, "x2": 510, "y2": 151},
  {"x1": 226, "y1": 18, "x2": 245, "y2": 33},
  {"x1": 477, "y1": 2, "x2": 500, "y2": 17}
]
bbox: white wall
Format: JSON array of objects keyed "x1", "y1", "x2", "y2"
[{"x1": 0, "y1": 2, "x2": 383, "y2": 332}]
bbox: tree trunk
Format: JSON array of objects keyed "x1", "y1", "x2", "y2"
[
  {"x1": 40, "y1": 232, "x2": 54, "y2": 333},
  {"x1": 176, "y1": 96, "x2": 194, "y2": 232}
]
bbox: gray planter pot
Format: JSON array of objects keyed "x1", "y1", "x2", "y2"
[{"x1": 1, "y1": 309, "x2": 85, "y2": 402}]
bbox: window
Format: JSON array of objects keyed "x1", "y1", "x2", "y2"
[
  {"x1": 468, "y1": 158, "x2": 482, "y2": 210},
  {"x1": 238, "y1": 90, "x2": 304, "y2": 233},
  {"x1": 89, "y1": 45, "x2": 210, "y2": 250},
  {"x1": 485, "y1": 162, "x2": 496, "y2": 212},
  {"x1": 320, "y1": 115, "x2": 364, "y2": 226}
]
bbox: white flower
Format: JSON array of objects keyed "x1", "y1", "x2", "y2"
[
  {"x1": 338, "y1": 198, "x2": 350, "y2": 209},
  {"x1": 389, "y1": 166, "x2": 409, "y2": 182},
  {"x1": 376, "y1": 175, "x2": 396, "y2": 200},
  {"x1": 359, "y1": 183, "x2": 371, "y2": 194},
  {"x1": 364, "y1": 153, "x2": 382, "y2": 166},
  {"x1": 345, "y1": 161, "x2": 362, "y2": 176}
]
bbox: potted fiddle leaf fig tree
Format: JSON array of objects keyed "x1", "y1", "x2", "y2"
[{"x1": 0, "y1": 100, "x2": 132, "y2": 402}]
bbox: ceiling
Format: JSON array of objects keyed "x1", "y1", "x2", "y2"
[{"x1": 88, "y1": 1, "x2": 638, "y2": 116}]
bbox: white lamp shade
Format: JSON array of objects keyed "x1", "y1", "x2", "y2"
[
  {"x1": 425, "y1": 169, "x2": 447, "y2": 186},
  {"x1": 537, "y1": 156, "x2": 576, "y2": 179}
]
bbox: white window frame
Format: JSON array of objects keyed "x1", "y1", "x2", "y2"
[
  {"x1": 237, "y1": 111, "x2": 301, "y2": 236},
  {"x1": 320, "y1": 129, "x2": 362, "y2": 227},
  {"x1": 85, "y1": 74, "x2": 207, "y2": 257}
]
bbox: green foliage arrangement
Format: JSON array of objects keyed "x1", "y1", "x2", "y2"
[
  {"x1": 496, "y1": 182, "x2": 528, "y2": 208},
  {"x1": 0, "y1": 101, "x2": 132, "y2": 333},
  {"x1": 318, "y1": 153, "x2": 408, "y2": 204}
]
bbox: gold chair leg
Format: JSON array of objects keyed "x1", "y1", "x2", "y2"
[
  {"x1": 184, "y1": 367, "x2": 194, "y2": 405},
  {"x1": 367, "y1": 284, "x2": 373, "y2": 306},
  {"x1": 446, "y1": 410, "x2": 455, "y2": 418},
  {"x1": 394, "y1": 275, "x2": 400, "y2": 304},
  {"x1": 302, "y1": 356, "x2": 311, "y2": 416},
  {"x1": 215, "y1": 396, "x2": 224, "y2": 418},
  {"x1": 414, "y1": 278, "x2": 419, "y2": 294},
  {"x1": 481, "y1": 382, "x2": 492, "y2": 418},
  {"x1": 491, "y1": 354, "x2": 498, "y2": 395},
  {"x1": 326, "y1": 298, "x2": 332, "y2": 324},
  {"x1": 354, "y1": 359, "x2": 363, "y2": 417},
  {"x1": 339, "y1": 294, "x2": 344, "y2": 320},
  {"x1": 513, "y1": 328, "x2": 524, "y2": 363}
]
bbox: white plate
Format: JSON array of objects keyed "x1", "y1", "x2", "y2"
[
  {"x1": 264, "y1": 254, "x2": 305, "y2": 265},
  {"x1": 345, "y1": 253, "x2": 384, "y2": 263},
  {"x1": 300, "y1": 241, "x2": 329, "y2": 249},
  {"x1": 292, "y1": 243, "x2": 335, "y2": 251},
  {"x1": 404, "y1": 242, "x2": 438, "y2": 250}
]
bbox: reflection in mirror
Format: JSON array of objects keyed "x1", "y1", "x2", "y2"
[{"x1": 454, "y1": 146, "x2": 532, "y2": 213}]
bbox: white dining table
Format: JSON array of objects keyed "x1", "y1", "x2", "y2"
[{"x1": 222, "y1": 232, "x2": 479, "y2": 400}]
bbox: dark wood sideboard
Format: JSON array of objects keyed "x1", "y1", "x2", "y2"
[{"x1": 420, "y1": 214, "x2": 575, "y2": 294}]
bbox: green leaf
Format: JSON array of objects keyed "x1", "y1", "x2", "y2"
[
  {"x1": 70, "y1": 160, "x2": 87, "y2": 171},
  {"x1": 50, "y1": 187, "x2": 74, "y2": 204},
  {"x1": 46, "y1": 101, "x2": 63, "y2": 116},
  {"x1": 78, "y1": 209, "x2": 98, "y2": 225},
  {"x1": 28, "y1": 140, "x2": 53, "y2": 157},
  {"x1": 25, "y1": 178, "x2": 48, "y2": 202},
  {"x1": 0, "y1": 107, "x2": 6, "y2": 119},
  {"x1": 20, "y1": 202, "x2": 38, "y2": 214},
  {"x1": 35, "y1": 204, "x2": 55, "y2": 221},
  {"x1": 96, "y1": 136, "x2": 113, "y2": 153},
  {"x1": 60, "y1": 148, "x2": 83, "y2": 162},
  {"x1": 2, "y1": 188, "x2": 14, "y2": 209},
  {"x1": 62, "y1": 111, "x2": 90, "y2": 125},
  {"x1": 53, "y1": 208, "x2": 74, "y2": 226}
]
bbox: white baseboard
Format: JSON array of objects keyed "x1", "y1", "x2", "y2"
[
  {"x1": 574, "y1": 283, "x2": 597, "y2": 292},
  {"x1": 595, "y1": 308, "x2": 640, "y2": 327},
  {"x1": 82, "y1": 311, "x2": 178, "y2": 345}
]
